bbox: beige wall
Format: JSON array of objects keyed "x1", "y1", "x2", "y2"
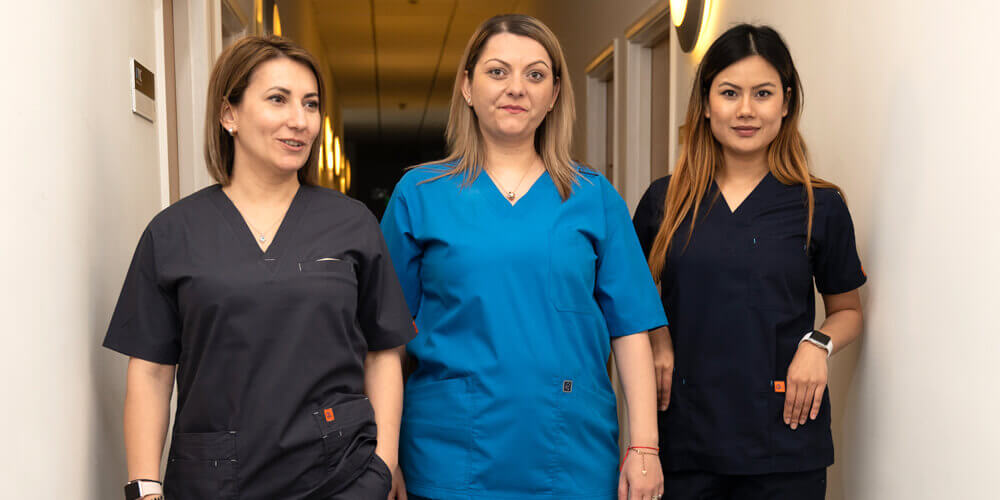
[
  {"x1": 534, "y1": 0, "x2": 999, "y2": 498},
  {"x1": 0, "y1": 0, "x2": 166, "y2": 498}
]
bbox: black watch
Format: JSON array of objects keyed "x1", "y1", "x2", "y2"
[{"x1": 124, "y1": 479, "x2": 162, "y2": 500}]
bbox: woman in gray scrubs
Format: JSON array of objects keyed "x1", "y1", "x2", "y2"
[{"x1": 104, "y1": 35, "x2": 414, "y2": 500}]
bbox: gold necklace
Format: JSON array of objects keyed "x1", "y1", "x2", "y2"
[{"x1": 489, "y1": 164, "x2": 537, "y2": 201}]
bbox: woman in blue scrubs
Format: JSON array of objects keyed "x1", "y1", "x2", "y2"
[
  {"x1": 104, "y1": 36, "x2": 415, "y2": 500},
  {"x1": 633, "y1": 25, "x2": 866, "y2": 499},
  {"x1": 381, "y1": 14, "x2": 667, "y2": 500}
]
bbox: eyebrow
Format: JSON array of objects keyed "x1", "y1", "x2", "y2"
[
  {"x1": 718, "y1": 81, "x2": 777, "y2": 90},
  {"x1": 483, "y1": 58, "x2": 551, "y2": 69},
  {"x1": 266, "y1": 86, "x2": 319, "y2": 99}
]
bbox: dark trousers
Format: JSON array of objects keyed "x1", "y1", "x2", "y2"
[{"x1": 663, "y1": 468, "x2": 826, "y2": 500}]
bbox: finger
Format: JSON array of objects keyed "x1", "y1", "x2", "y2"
[
  {"x1": 800, "y1": 383, "x2": 817, "y2": 424},
  {"x1": 618, "y1": 465, "x2": 628, "y2": 500},
  {"x1": 783, "y1": 382, "x2": 797, "y2": 425},
  {"x1": 790, "y1": 383, "x2": 807, "y2": 429},
  {"x1": 810, "y1": 383, "x2": 826, "y2": 420}
]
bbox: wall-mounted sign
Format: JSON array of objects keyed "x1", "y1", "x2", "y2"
[{"x1": 131, "y1": 58, "x2": 155, "y2": 122}]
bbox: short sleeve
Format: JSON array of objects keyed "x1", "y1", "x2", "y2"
[
  {"x1": 380, "y1": 181, "x2": 423, "y2": 316},
  {"x1": 103, "y1": 227, "x2": 181, "y2": 364},
  {"x1": 595, "y1": 180, "x2": 668, "y2": 337},
  {"x1": 813, "y1": 191, "x2": 867, "y2": 295},
  {"x1": 357, "y1": 212, "x2": 417, "y2": 351}
]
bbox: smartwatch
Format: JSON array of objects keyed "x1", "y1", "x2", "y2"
[
  {"x1": 800, "y1": 330, "x2": 833, "y2": 358},
  {"x1": 124, "y1": 479, "x2": 163, "y2": 500}
]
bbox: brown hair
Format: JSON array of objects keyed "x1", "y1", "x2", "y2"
[
  {"x1": 648, "y1": 24, "x2": 842, "y2": 280},
  {"x1": 204, "y1": 35, "x2": 324, "y2": 186},
  {"x1": 424, "y1": 14, "x2": 579, "y2": 199}
]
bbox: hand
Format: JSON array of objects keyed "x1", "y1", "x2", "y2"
[
  {"x1": 618, "y1": 448, "x2": 664, "y2": 500},
  {"x1": 783, "y1": 342, "x2": 829, "y2": 429},
  {"x1": 648, "y1": 327, "x2": 674, "y2": 411},
  {"x1": 388, "y1": 464, "x2": 407, "y2": 500}
]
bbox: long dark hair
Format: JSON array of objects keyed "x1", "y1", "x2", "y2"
[{"x1": 647, "y1": 24, "x2": 841, "y2": 280}]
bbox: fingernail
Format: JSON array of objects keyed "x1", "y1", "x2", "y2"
[
  {"x1": 791, "y1": 423, "x2": 797, "y2": 430},
  {"x1": 784, "y1": 418, "x2": 790, "y2": 424}
]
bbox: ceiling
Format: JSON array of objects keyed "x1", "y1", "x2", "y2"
[{"x1": 310, "y1": 0, "x2": 531, "y2": 140}]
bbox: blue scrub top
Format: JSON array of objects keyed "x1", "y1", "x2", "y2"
[{"x1": 381, "y1": 164, "x2": 667, "y2": 499}]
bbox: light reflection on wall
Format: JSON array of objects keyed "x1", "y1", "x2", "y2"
[{"x1": 315, "y1": 114, "x2": 350, "y2": 194}]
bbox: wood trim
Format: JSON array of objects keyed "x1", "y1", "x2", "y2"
[
  {"x1": 585, "y1": 42, "x2": 614, "y2": 78},
  {"x1": 625, "y1": 0, "x2": 671, "y2": 45},
  {"x1": 163, "y1": 0, "x2": 179, "y2": 204}
]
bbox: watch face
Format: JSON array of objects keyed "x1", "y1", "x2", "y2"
[
  {"x1": 811, "y1": 330, "x2": 831, "y2": 345},
  {"x1": 124, "y1": 482, "x2": 140, "y2": 500}
]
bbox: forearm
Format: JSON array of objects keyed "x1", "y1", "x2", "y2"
[
  {"x1": 124, "y1": 358, "x2": 175, "y2": 482},
  {"x1": 611, "y1": 333, "x2": 659, "y2": 446},
  {"x1": 364, "y1": 346, "x2": 405, "y2": 469}
]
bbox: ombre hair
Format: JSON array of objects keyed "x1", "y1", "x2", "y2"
[
  {"x1": 647, "y1": 24, "x2": 842, "y2": 280},
  {"x1": 204, "y1": 35, "x2": 324, "y2": 186},
  {"x1": 425, "y1": 14, "x2": 578, "y2": 199}
]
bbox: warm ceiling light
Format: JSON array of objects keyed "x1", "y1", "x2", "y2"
[
  {"x1": 317, "y1": 143, "x2": 325, "y2": 170},
  {"x1": 670, "y1": 0, "x2": 687, "y2": 27}
]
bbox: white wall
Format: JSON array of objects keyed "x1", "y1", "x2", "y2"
[
  {"x1": 0, "y1": 1, "x2": 167, "y2": 497},
  {"x1": 538, "y1": 0, "x2": 999, "y2": 498}
]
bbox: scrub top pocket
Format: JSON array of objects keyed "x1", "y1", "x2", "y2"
[
  {"x1": 310, "y1": 396, "x2": 379, "y2": 489},
  {"x1": 547, "y1": 226, "x2": 598, "y2": 314},
  {"x1": 164, "y1": 431, "x2": 239, "y2": 500},
  {"x1": 400, "y1": 377, "x2": 474, "y2": 493}
]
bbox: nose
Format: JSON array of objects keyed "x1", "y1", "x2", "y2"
[
  {"x1": 737, "y1": 94, "x2": 754, "y2": 119},
  {"x1": 287, "y1": 104, "x2": 308, "y2": 130},
  {"x1": 506, "y1": 74, "x2": 526, "y2": 97}
]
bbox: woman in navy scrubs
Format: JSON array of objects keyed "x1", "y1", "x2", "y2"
[
  {"x1": 633, "y1": 25, "x2": 866, "y2": 499},
  {"x1": 104, "y1": 36, "x2": 415, "y2": 500},
  {"x1": 381, "y1": 14, "x2": 666, "y2": 500}
]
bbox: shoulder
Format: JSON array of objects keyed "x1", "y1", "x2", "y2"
[
  {"x1": 813, "y1": 186, "x2": 851, "y2": 216},
  {"x1": 645, "y1": 175, "x2": 671, "y2": 203},
  {"x1": 146, "y1": 184, "x2": 220, "y2": 236},
  {"x1": 394, "y1": 162, "x2": 458, "y2": 192}
]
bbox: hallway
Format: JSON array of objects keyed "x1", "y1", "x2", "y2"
[{"x1": 2, "y1": 1, "x2": 998, "y2": 499}]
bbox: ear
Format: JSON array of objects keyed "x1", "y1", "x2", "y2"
[
  {"x1": 704, "y1": 98, "x2": 711, "y2": 119},
  {"x1": 782, "y1": 87, "x2": 791, "y2": 117},
  {"x1": 220, "y1": 99, "x2": 238, "y2": 133},
  {"x1": 461, "y1": 70, "x2": 473, "y2": 105}
]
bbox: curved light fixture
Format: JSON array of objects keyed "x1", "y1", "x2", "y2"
[
  {"x1": 670, "y1": 0, "x2": 687, "y2": 27},
  {"x1": 272, "y1": 3, "x2": 282, "y2": 36},
  {"x1": 674, "y1": 0, "x2": 710, "y2": 52},
  {"x1": 333, "y1": 136, "x2": 342, "y2": 175}
]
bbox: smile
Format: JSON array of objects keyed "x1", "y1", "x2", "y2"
[{"x1": 279, "y1": 139, "x2": 306, "y2": 148}]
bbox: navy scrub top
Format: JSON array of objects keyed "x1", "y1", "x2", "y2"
[
  {"x1": 103, "y1": 184, "x2": 416, "y2": 500},
  {"x1": 632, "y1": 173, "x2": 866, "y2": 475},
  {"x1": 381, "y1": 165, "x2": 667, "y2": 500}
]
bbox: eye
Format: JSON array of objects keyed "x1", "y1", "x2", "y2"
[
  {"x1": 268, "y1": 94, "x2": 286, "y2": 104},
  {"x1": 721, "y1": 89, "x2": 737, "y2": 98},
  {"x1": 305, "y1": 100, "x2": 319, "y2": 110},
  {"x1": 527, "y1": 70, "x2": 546, "y2": 81},
  {"x1": 486, "y1": 67, "x2": 506, "y2": 78},
  {"x1": 755, "y1": 89, "x2": 773, "y2": 98}
]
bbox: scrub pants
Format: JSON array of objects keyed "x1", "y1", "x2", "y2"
[{"x1": 663, "y1": 468, "x2": 826, "y2": 500}]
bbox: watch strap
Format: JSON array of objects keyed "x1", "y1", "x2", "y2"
[
  {"x1": 800, "y1": 330, "x2": 833, "y2": 358},
  {"x1": 124, "y1": 479, "x2": 163, "y2": 500}
]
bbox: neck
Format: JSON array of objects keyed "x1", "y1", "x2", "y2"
[
  {"x1": 481, "y1": 131, "x2": 539, "y2": 173},
  {"x1": 225, "y1": 153, "x2": 301, "y2": 206},
  {"x1": 718, "y1": 149, "x2": 769, "y2": 184}
]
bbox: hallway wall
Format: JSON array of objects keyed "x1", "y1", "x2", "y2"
[
  {"x1": 532, "y1": 1, "x2": 999, "y2": 498},
  {"x1": 0, "y1": 1, "x2": 167, "y2": 497}
]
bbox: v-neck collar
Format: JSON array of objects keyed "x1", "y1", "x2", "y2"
[
  {"x1": 713, "y1": 171, "x2": 774, "y2": 216},
  {"x1": 210, "y1": 184, "x2": 310, "y2": 266},
  {"x1": 479, "y1": 169, "x2": 551, "y2": 213}
]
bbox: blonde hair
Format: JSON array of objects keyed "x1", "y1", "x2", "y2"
[
  {"x1": 648, "y1": 24, "x2": 842, "y2": 280},
  {"x1": 204, "y1": 35, "x2": 324, "y2": 186},
  {"x1": 426, "y1": 14, "x2": 579, "y2": 199}
]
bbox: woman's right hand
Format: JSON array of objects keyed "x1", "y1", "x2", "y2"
[
  {"x1": 388, "y1": 464, "x2": 407, "y2": 500},
  {"x1": 648, "y1": 326, "x2": 674, "y2": 411}
]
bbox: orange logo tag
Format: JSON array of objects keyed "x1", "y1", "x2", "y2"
[
  {"x1": 774, "y1": 381, "x2": 786, "y2": 393},
  {"x1": 324, "y1": 408, "x2": 335, "y2": 422}
]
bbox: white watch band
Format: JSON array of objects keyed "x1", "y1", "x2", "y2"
[
  {"x1": 134, "y1": 480, "x2": 163, "y2": 497},
  {"x1": 799, "y1": 331, "x2": 832, "y2": 358}
]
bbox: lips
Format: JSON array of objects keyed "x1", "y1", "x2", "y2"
[
  {"x1": 278, "y1": 138, "x2": 307, "y2": 149},
  {"x1": 500, "y1": 105, "x2": 527, "y2": 114},
  {"x1": 732, "y1": 126, "x2": 759, "y2": 137}
]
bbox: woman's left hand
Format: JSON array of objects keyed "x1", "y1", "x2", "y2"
[
  {"x1": 618, "y1": 448, "x2": 664, "y2": 500},
  {"x1": 783, "y1": 342, "x2": 829, "y2": 429},
  {"x1": 388, "y1": 463, "x2": 407, "y2": 500}
]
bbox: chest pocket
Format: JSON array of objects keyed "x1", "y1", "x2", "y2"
[
  {"x1": 753, "y1": 231, "x2": 813, "y2": 311},
  {"x1": 548, "y1": 226, "x2": 598, "y2": 314}
]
